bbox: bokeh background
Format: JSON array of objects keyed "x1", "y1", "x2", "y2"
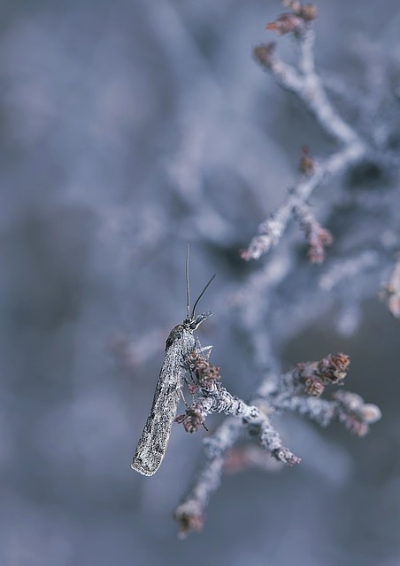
[{"x1": 1, "y1": 0, "x2": 400, "y2": 565}]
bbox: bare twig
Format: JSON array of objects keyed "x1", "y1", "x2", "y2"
[
  {"x1": 318, "y1": 251, "x2": 380, "y2": 292},
  {"x1": 174, "y1": 417, "x2": 242, "y2": 538},
  {"x1": 240, "y1": 143, "x2": 365, "y2": 261},
  {"x1": 242, "y1": 3, "x2": 369, "y2": 262},
  {"x1": 257, "y1": 8, "x2": 361, "y2": 145}
]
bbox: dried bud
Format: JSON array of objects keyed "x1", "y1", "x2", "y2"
[
  {"x1": 319, "y1": 229, "x2": 334, "y2": 246},
  {"x1": 303, "y1": 376, "x2": 325, "y2": 397},
  {"x1": 318, "y1": 353, "x2": 350, "y2": 382},
  {"x1": 294, "y1": 204, "x2": 333, "y2": 264},
  {"x1": 253, "y1": 43, "x2": 276, "y2": 68},
  {"x1": 188, "y1": 351, "x2": 221, "y2": 386},
  {"x1": 266, "y1": 13, "x2": 302, "y2": 35},
  {"x1": 298, "y1": 4, "x2": 318, "y2": 21},
  {"x1": 180, "y1": 407, "x2": 205, "y2": 433},
  {"x1": 240, "y1": 248, "x2": 252, "y2": 262},
  {"x1": 282, "y1": 0, "x2": 317, "y2": 21},
  {"x1": 175, "y1": 508, "x2": 204, "y2": 538},
  {"x1": 299, "y1": 146, "x2": 315, "y2": 175},
  {"x1": 307, "y1": 226, "x2": 334, "y2": 264},
  {"x1": 297, "y1": 353, "x2": 350, "y2": 394}
]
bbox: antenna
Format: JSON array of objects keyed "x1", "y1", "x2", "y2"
[
  {"x1": 185, "y1": 244, "x2": 215, "y2": 321},
  {"x1": 191, "y1": 274, "x2": 216, "y2": 319},
  {"x1": 186, "y1": 244, "x2": 191, "y2": 320}
]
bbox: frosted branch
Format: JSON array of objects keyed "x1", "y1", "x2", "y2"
[
  {"x1": 174, "y1": 351, "x2": 380, "y2": 537},
  {"x1": 241, "y1": 143, "x2": 365, "y2": 261},
  {"x1": 242, "y1": 3, "x2": 371, "y2": 262}
]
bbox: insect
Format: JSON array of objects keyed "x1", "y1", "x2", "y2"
[{"x1": 131, "y1": 252, "x2": 214, "y2": 476}]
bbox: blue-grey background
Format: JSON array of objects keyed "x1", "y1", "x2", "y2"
[{"x1": 1, "y1": 1, "x2": 399, "y2": 565}]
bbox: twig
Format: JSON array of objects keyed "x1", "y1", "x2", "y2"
[
  {"x1": 174, "y1": 351, "x2": 380, "y2": 537},
  {"x1": 241, "y1": 143, "x2": 365, "y2": 261},
  {"x1": 242, "y1": 4, "x2": 368, "y2": 262},
  {"x1": 318, "y1": 250, "x2": 380, "y2": 292},
  {"x1": 174, "y1": 417, "x2": 242, "y2": 538},
  {"x1": 177, "y1": 352, "x2": 300, "y2": 464},
  {"x1": 256, "y1": 9, "x2": 361, "y2": 145}
]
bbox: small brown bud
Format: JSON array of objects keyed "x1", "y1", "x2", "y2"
[
  {"x1": 319, "y1": 229, "x2": 334, "y2": 246},
  {"x1": 253, "y1": 43, "x2": 276, "y2": 68},
  {"x1": 298, "y1": 4, "x2": 318, "y2": 21},
  {"x1": 266, "y1": 14, "x2": 302, "y2": 35},
  {"x1": 299, "y1": 146, "x2": 315, "y2": 175},
  {"x1": 182, "y1": 407, "x2": 204, "y2": 433},
  {"x1": 303, "y1": 376, "x2": 325, "y2": 396},
  {"x1": 175, "y1": 510, "x2": 204, "y2": 538},
  {"x1": 307, "y1": 226, "x2": 334, "y2": 264},
  {"x1": 282, "y1": 0, "x2": 317, "y2": 21},
  {"x1": 318, "y1": 353, "x2": 350, "y2": 382}
]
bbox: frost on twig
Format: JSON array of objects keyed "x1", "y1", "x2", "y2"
[
  {"x1": 240, "y1": 144, "x2": 365, "y2": 261},
  {"x1": 318, "y1": 251, "x2": 380, "y2": 292},
  {"x1": 177, "y1": 351, "x2": 300, "y2": 465},
  {"x1": 174, "y1": 350, "x2": 381, "y2": 537},
  {"x1": 257, "y1": 4, "x2": 360, "y2": 145},
  {"x1": 241, "y1": 1, "x2": 368, "y2": 261}
]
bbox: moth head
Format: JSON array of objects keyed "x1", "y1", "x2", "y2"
[{"x1": 188, "y1": 311, "x2": 212, "y2": 330}]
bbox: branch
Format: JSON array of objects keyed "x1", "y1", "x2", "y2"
[
  {"x1": 242, "y1": 3, "x2": 370, "y2": 262},
  {"x1": 240, "y1": 143, "x2": 365, "y2": 261},
  {"x1": 256, "y1": 5, "x2": 361, "y2": 145},
  {"x1": 174, "y1": 417, "x2": 242, "y2": 538},
  {"x1": 174, "y1": 351, "x2": 381, "y2": 537},
  {"x1": 177, "y1": 352, "x2": 300, "y2": 464}
]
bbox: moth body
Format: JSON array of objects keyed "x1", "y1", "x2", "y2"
[{"x1": 131, "y1": 313, "x2": 211, "y2": 476}]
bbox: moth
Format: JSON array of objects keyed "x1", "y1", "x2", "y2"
[{"x1": 131, "y1": 254, "x2": 214, "y2": 476}]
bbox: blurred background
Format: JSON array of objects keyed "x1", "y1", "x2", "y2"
[{"x1": 1, "y1": 0, "x2": 400, "y2": 564}]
